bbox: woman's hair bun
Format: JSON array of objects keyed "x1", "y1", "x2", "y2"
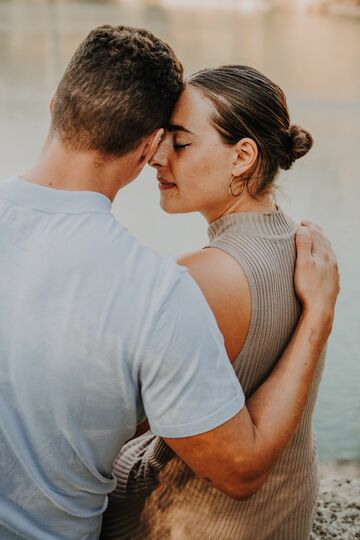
[{"x1": 280, "y1": 125, "x2": 314, "y2": 170}]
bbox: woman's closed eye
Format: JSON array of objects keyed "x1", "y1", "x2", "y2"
[{"x1": 173, "y1": 143, "x2": 191, "y2": 150}]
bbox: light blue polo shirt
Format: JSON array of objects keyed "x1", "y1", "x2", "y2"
[{"x1": 0, "y1": 176, "x2": 244, "y2": 539}]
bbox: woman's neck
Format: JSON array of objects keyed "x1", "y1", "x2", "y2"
[{"x1": 204, "y1": 191, "x2": 277, "y2": 224}]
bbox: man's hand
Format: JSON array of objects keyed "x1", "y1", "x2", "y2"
[{"x1": 295, "y1": 221, "x2": 340, "y2": 333}]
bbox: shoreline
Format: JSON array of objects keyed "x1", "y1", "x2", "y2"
[
  {"x1": 311, "y1": 461, "x2": 360, "y2": 539},
  {"x1": 307, "y1": 1, "x2": 360, "y2": 16},
  {"x1": 142, "y1": 0, "x2": 360, "y2": 17},
  {"x1": 319, "y1": 459, "x2": 360, "y2": 478}
]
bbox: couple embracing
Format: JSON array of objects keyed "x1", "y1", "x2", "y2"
[{"x1": 0, "y1": 25, "x2": 339, "y2": 540}]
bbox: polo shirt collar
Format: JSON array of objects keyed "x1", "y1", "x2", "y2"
[{"x1": 0, "y1": 176, "x2": 112, "y2": 214}]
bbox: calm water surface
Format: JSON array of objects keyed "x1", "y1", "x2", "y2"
[{"x1": 0, "y1": 0, "x2": 359, "y2": 461}]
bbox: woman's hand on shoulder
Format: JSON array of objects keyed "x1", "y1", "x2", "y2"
[{"x1": 177, "y1": 248, "x2": 251, "y2": 362}]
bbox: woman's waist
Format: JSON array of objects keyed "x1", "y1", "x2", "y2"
[
  {"x1": 158, "y1": 434, "x2": 318, "y2": 497},
  {"x1": 143, "y1": 450, "x2": 319, "y2": 532}
]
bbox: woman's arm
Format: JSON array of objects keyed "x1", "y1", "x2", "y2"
[{"x1": 177, "y1": 247, "x2": 251, "y2": 362}]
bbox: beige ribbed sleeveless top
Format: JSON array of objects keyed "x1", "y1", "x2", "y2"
[{"x1": 103, "y1": 209, "x2": 325, "y2": 540}]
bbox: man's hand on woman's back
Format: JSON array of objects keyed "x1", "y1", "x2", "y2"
[{"x1": 295, "y1": 221, "x2": 340, "y2": 336}]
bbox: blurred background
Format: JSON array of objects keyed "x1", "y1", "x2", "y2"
[{"x1": 0, "y1": 0, "x2": 359, "y2": 464}]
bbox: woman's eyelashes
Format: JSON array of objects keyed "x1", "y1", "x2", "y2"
[{"x1": 173, "y1": 143, "x2": 191, "y2": 150}]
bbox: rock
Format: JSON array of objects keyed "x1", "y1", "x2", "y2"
[{"x1": 311, "y1": 462, "x2": 360, "y2": 539}]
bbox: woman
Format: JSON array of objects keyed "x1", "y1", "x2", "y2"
[{"x1": 102, "y1": 65, "x2": 324, "y2": 539}]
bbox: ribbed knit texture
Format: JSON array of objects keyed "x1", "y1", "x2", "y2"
[{"x1": 101, "y1": 209, "x2": 325, "y2": 540}]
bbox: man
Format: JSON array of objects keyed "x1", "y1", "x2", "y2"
[{"x1": 0, "y1": 25, "x2": 338, "y2": 539}]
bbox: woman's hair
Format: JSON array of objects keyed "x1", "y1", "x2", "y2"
[{"x1": 187, "y1": 65, "x2": 313, "y2": 195}]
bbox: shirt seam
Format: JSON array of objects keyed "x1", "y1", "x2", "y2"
[
  {"x1": 150, "y1": 394, "x2": 245, "y2": 438},
  {"x1": 0, "y1": 196, "x2": 110, "y2": 215}
]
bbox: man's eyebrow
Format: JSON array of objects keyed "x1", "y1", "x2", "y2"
[{"x1": 167, "y1": 124, "x2": 194, "y2": 134}]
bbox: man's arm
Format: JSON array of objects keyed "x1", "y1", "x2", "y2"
[{"x1": 163, "y1": 223, "x2": 339, "y2": 500}]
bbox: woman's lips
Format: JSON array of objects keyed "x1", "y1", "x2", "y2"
[{"x1": 158, "y1": 177, "x2": 177, "y2": 190}]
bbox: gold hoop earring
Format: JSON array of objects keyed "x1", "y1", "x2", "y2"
[{"x1": 228, "y1": 175, "x2": 245, "y2": 198}]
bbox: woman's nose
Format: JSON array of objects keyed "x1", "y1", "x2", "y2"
[{"x1": 149, "y1": 138, "x2": 169, "y2": 168}]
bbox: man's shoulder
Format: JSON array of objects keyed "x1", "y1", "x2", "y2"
[{"x1": 93, "y1": 214, "x2": 188, "y2": 304}]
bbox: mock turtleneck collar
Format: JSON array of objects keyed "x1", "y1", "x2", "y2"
[{"x1": 208, "y1": 208, "x2": 296, "y2": 242}]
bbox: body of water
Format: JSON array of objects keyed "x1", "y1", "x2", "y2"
[{"x1": 0, "y1": 0, "x2": 359, "y2": 462}]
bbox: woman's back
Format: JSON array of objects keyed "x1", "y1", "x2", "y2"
[{"x1": 136, "y1": 209, "x2": 325, "y2": 540}]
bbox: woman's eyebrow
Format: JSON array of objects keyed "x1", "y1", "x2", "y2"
[{"x1": 167, "y1": 124, "x2": 194, "y2": 135}]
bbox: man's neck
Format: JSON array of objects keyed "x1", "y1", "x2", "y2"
[{"x1": 23, "y1": 134, "x2": 141, "y2": 202}]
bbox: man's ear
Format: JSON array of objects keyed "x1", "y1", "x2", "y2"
[
  {"x1": 49, "y1": 92, "x2": 55, "y2": 113},
  {"x1": 140, "y1": 129, "x2": 164, "y2": 164}
]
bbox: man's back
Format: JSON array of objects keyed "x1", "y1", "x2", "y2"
[{"x1": 0, "y1": 177, "x2": 244, "y2": 538}]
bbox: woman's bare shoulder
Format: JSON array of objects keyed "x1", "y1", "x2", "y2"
[
  {"x1": 177, "y1": 248, "x2": 247, "y2": 298},
  {"x1": 177, "y1": 248, "x2": 251, "y2": 362}
]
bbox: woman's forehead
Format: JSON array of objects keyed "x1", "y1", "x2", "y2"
[{"x1": 170, "y1": 85, "x2": 216, "y2": 133}]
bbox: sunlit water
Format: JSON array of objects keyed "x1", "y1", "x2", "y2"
[{"x1": 0, "y1": 0, "x2": 359, "y2": 462}]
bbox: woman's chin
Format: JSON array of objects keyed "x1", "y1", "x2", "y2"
[
  {"x1": 159, "y1": 190, "x2": 196, "y2": 214},
  {"x1": 159, "y1": 194, "x2": 182, "y2": 214},
  {"x1": 159, "y1": 200, "x2": 180, "y2": 214}
]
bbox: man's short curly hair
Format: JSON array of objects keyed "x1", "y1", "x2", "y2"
[{"x1": 51, "y1": 25, "x2": 184, "y2": 157}]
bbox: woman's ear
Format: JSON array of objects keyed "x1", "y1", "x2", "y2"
[{"x1": 231, "y1": 138, "x2": 258, "y2": 178}]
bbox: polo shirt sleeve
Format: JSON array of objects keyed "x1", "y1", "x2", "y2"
[{"x1": 139, "y1": 269, "x2": 245, "y2": 438}]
